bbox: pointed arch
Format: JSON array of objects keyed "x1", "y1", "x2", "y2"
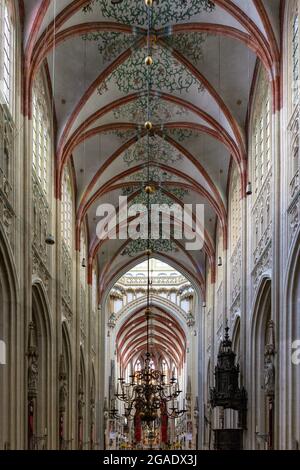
[
  {"x1": 0, "y1": 223, "x2": 21, "y2": 450},
  {"x1": 61, "y1": 321, "x2": 72, "y2": 447},
  {"x1": 282, "y1": 227, "x2": 300, "y2": 448},
  {"x1": 31, "y1": 280, "x2": 53, "y2": 447},
  {"x1": 78, "y1": 346, "x2": 87, "y2": 449},
  {"x1": 250, "y1": 275, "x2": 272, "y2": 449}
]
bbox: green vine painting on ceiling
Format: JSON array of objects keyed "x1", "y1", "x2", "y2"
[
  {"x1": 82, "y1": 31, "x2": 207, "y2": 67},
  {"x1": 166, "y1": 128, "x2": 200, "y2": 142},
  {"x1": 123, "y1": 186, "x2": 188, "y2": 205},
  {"x1": 110, "y1": 45, "x2": 204, "y2": 95},
  {"x1": 123, "y1": 135, "x2": 182, "y2": 166},
  {"x1": 122, "y1": 238, "x2": 177, "y2": 257},
  {"x1": 164, "y1": 32, "x2": 207, "y2": 66},
  {"x1": 81, "y1": 0, "x2": 213, "y2": 257},
  {"x1": 82, "y1": 32, "x2": 137, "y2": 63},
  {"x1": 82, "y1": 1, "x2": 214, "y2": 95},
  {"x1": 126, "y1": 167, "x2": 174, "y2": 184},
  {"x1": 113, "y1": 94, "x2": 188, "y2": 124},
  {"x1": 84, "y1": 0, "x2": 215, "y2": 28},
  {"x1": 120, "y1": 185, "x2": 188, "y2": 257}
]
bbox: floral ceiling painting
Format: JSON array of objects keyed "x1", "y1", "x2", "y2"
[
  {"x1": 122, "y1": 135, "x2": 182, "y2": 166},
  {"x1": 84, "y1": 0, "x2": 214, "y2": 27},
  {"x1": 109, "y1": 45, "x2": 204, "y2": 94},
  {"x1": 81, "y1": 0, "x2": 215, "y2": 259},
  {"x1": 83, "y1": 0, "x2": 213, "y2": 96},
  {"x1": 113, "y1": 95, "x2": 189, "y2": 124},
  {"x1": 121, "y1": 172, "x2": 189, "y2": 257}
]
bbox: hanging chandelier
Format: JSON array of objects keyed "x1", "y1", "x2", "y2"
[
  {"x1": 114, "y1": 0, "x2": 186, "y2": 424},
  {"x1": 114, "y1": 304, "x2": 186, "y2": 423}
]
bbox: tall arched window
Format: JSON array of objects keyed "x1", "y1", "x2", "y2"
[
  {"x1": 32, "y1": 75, "x2": 50, "y2": 196},
  {"x1": 252, "y1": 70, "x2": 271, "y2": 196},
  {"x1": 61, "y1": 168, "x2": 73, "y2": 252},
  {"x1": 161, "y1": 359, "x2": 169, "y2": 382},
  {"x1": 92, "y1": 265, "x2": 97, "y2": 311},
  {"x1": 0, "y1": 0, "x2": 14, "y2": 111},
  {"x1": 251, "y1": 67, "x2": 272, "y2": 272},
  {"x1": 288, "y1": 2, "x2": 300, "y2": 199},
  {"x1": 292, "y1": 7, "x2": 299, "y2": 108},
  {"x1": 229, "y1": 166, "x2": 241, "y2": 251},
  {"x1": 0, "y1": 0, "x2": 15, "y2": 245},
  {"x1": 229, "y1": 166, "x2": 241, "y2": 310}
]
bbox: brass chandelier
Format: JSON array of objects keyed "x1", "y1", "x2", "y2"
[{"x1": 114, "y1": 0, "x2": 186, "y2": 424}]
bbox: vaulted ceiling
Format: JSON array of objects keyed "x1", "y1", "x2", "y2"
[
  {"x1": 116, "y1": 305, "x2": 186, "y2": 370},
  {"x1": 22, "y1": 0, "x2": 281, "y2": 295}
]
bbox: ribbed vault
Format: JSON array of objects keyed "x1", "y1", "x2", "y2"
[{"x1": 21, "y1": 0, "x2": 281, "y2": 291}]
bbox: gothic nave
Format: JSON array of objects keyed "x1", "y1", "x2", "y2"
[{"x1": 0, "y1": 0, "x2": 300, "y2": 451}]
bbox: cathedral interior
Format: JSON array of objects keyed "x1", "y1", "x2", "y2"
[{"x1": 0, "y1": 0, "x2": 300, "y2": 451}]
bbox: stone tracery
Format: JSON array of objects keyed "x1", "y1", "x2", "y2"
[{"x1": 0, "y1": 0, "x2": 299, "y2": 452}]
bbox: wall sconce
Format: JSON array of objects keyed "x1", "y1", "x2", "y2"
[
  {"x1": 246, "y1": 182, "x2": 252, "y2": 196},
  {"x1": 45, "y1": 234, "x2": 55, "y2": 245},
  {"x1": 218, "y1": 257, "x2": 222, "y2": 267},
  {"x1": 202, "y1": 301, "x2": 206, "y2": 308},
  {"x1": 81, "y1": 258, "x2": 86, "y2": 268}
]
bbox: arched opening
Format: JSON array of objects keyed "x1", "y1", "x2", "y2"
[
  {"x1": 103, "y1": 258, "x2": 201, "y2": 450},
  {"x1": 78, "y1": 348, "x2": 87, "y2": 450},
  {"x1": 0, "y1": 227, "x2": 20, "y2": 450},
  {"x1": 28, "y1": 282, "x2": 52, "y2": 450},
  {"x1": 203, "y1": 359, "x2": 212, "y2": 450},
  {"x1": 251, "y1": 278, "x2": 274, "y2": 450},
  {"x1": 290, "y1": 257, "x2": 300, "y2": 447},
  {"x1": 60, "y1": 322, "x2": 72, "y2": 450},
  {"x1": 0, "y1": 0, "x2": 289, "y2": 452},
  {"x1": 90, "y1": 363, "x2": 96, "y2": 449},
  {"x1": 228, "y1": 316, "x2": 241, "y2": 429},
  {"x1": 284, "y1": 230, "x2": 300, "y2": 449}
]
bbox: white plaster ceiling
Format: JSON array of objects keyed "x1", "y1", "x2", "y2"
[{"x1": 23, "y1": 0, "x2": 280, "y2": 295}]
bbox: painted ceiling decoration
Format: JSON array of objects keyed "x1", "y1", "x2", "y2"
[
  {"x1": 97, "y1": 123, "x2": 199, "y2": 148},
  {"x1": 113, "y1": 94, "x2": 189, "y2": 123},
  {"x1": 124, "y1": 167, "x2": 174, "y2": 184},
  {"x1": 163, "y1": 32, "x2": 207, "y2": 66},
  {"x1": 82, "y1": 31, "x2": 137, "y2": 63},
  {"x1": 102, "y1": 128, "x2": 138, "y2": 143},
  {"x1": 122, "y1": 135, "x2": 183, "y2": 166},
  {"x1": 98, "y1": 44, "x2": 204, "y2": 95},
  {"x1": 166, "y1": 128, "x2": 199, "y2": 142},
  {"x1": 122, "y1": 186, "x2": 189, "y2": 204},
  {"x1": 82, "y1": 30, "x2": 207, "y2": 68},
  {"x1": 22, "y1": 0, "x2": 281, "y2": 296},
  {"x1": 121, "y1": 183, "x2": 189, "y2": 257},
  {"x1": 121, "y1": 238, "x2": 177, "y2": 258},
  {"x1": 83, "y1": 0, "x2": 215, "y2": 27}
]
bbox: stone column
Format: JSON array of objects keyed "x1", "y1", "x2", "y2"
[
  {"x1": 271, "y1": 103, "x2": 281, "y2": 450},
  {"x1": 240, "y1": 194, "x2": 248, "y2": 447}
]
